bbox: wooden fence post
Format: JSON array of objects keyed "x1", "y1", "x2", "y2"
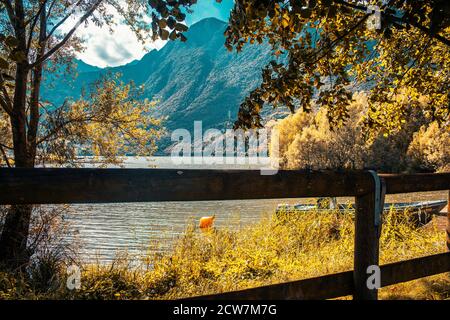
[
  {"x1": 354, "y1": 189, "x2": 380, "y2": 300},
  {"x1": 447, "y1": 190, "x2": 450, "y2": 252}
]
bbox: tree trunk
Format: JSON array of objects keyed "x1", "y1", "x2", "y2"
[
  {"x1": 0, "y1": 1, "x2": 39, "y2": 270},
  {"x1": 10, "y1": 62, "x2": 29, "y2": 168},
  {"x1": 0, "y1": 205, "x2": 33, "y2": 270},
  {"x1": 27, "y1": 5, "x2": 46, "y2": 166},
  {"x1": 0, "y1": 59, "x2": 33, "y2": 270}
]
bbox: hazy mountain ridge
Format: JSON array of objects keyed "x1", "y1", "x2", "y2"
[{"x1": 42, "y1": 18, "x2": 276, "y2": 153}]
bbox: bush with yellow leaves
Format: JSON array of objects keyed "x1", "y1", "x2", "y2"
[
  {"x1": 407, "y1": 122, "x2": 450, "y2": 172},
  {"x1": 271, "y1": 92, "x2": 448, "y2": 173}
]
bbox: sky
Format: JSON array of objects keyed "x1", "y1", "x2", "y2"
[{"x1": 67, "y1": 0, "x2": 234, "y2": 68}]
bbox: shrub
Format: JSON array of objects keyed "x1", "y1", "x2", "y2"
[
  {"x1": 407, "y1": 122, "x2": 450, "y2": 172},
  {"x1": 271, "y1": 92, "x2": 448, "y2": 173}
]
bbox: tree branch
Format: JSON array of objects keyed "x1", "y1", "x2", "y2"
[
  {"x1": 26, "y1": 0, "x2": 48, "y2": 52},
  {"x1": 46, "y1": 0, "x2": 57, "y2": 19},
  {"x1": 0, "y1": 142, "x2": 12, "y2": 150},
  {"x1": 0, "y1": 73, "x2": 13, "y2": 116},
  {"x1": 310, "y1": 13, "x2": 370, "y2": 66},
  {"x1": 407, "y1": 20, "x2": 450, "y2": 47},
  {"x1": 0, "y1": 95, "x2": 12, "y2": 117},
  {"x1": 28, "y1": 3, "x2": 47, "y2": 157},
  {"x1": 44, "y1": 0, "x2": 84, "y2": 42},
  {"x1": 335, "y1": 0, "x2": 450, "y2": 46},
  {"x1": 1, "y1": 0, "x2": 16, "y2": 27},
  {"x1": 37, "y1": 113, "x2": 96, "y2": 145},
  {"x1": 25, "y1": 0, "x2": 47, "y2": 26},
  {"x1": 302, "y1": 0, "x2": 397, "y2": 67},
  {"x1": 29, "y1": 0, "x2": 104, "y2": 69},
  {"x1": 0, "y1": 143, "x2": 12, "y2": 168}
]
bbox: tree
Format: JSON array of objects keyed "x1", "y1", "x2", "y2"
[
  {"x1": 0, "y1": 0, "x2": 193, "y2": 267},
  {"x1": 272, "y1": 92, "x2": 437, "y2": 172},
  {"x1": 127, "y1": 0, "x2": 450, "y2": 155},
  {"x1": 222, "y1": 0, "x2": 449, "y2": 133},
  {"x1": 407, "y1": 121, "x2": 450, "y2": 172}
]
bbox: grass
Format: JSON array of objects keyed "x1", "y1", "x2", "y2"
[{"x1": 0, "y1": 208, "x2": 448, "y2": 300}]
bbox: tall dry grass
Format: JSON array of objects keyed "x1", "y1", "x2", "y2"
[{"x1": 0, "y1": 208, "x2": 448, "y2": 300}]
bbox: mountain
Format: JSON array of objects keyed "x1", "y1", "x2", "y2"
[
  {"x1": 75, "y1": 60, "x2": 102, "y2": 73},
  {"x1": 42, "y1": 18, "x2": 277, "y2": 153}
]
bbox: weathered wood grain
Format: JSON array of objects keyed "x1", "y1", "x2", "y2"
[
  {"x1": 1, "y1": 168, "x2": 448, "y2": 301},
  {"x1": 380, "y1": 252, "x2": 450, "y2": 287},
  {"x1": 447, "y1": 190, "x2": 450, "y2": 252},
  {"x1": 354, "y1": 191, "x2": 379, "y2": 300},
  {"x1": 380, "y1": 173, "x2": 450, "y2": 194},
  {"x1": 189, "y1": 270, "x2": 355, "y2": 300},
  {"x1": 0, "y1": 168, "x2": 374, "y2": 205},
  {"x1": 189, "y1": 252, "x2": 450, "y2": 300}
]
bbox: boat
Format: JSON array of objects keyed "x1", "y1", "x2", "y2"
[{"x1": 276, "y1": 200, "x2": 448, "y2": 226}]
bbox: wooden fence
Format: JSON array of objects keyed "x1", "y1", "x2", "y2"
[{"x1": 0, "y1": 168, "x2": 449, "y2": 300}]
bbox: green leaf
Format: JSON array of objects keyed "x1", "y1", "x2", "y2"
[
  {"x1": 167, "y1": 17, "x2": 176, "y2": 29},
  {"x1": 158, "y1": 19, "x2": 167, "y2": 28},
  {"x1": 0, "y1": 57, "x2": 9, "y2": 69},
  {"x1": 169, "y1": 30, "x2": 177, "y2": 41},
  {"x1": 5, "y1": 36, "x2": 19, "y2": 48},
  {"x1": 175, "y1": 12, "x2": 186, "y2": 22},
  {"x1": 159, "y1": 29, "x2": 169, "y2": 41},
  {"x1": 9, "y1": 50, "x2": 27, "y2": 63},
  {"x1": 174, "y1": 23, "x2": 188, "y2": 32}
]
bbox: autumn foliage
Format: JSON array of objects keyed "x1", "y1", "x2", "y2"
[{"x1": 270, "y1": 93, "x2": 449, "y2": 173}]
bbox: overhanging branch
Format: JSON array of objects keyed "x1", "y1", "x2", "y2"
[
  {"x1": 28, "y1": 0, "x2": 104, "y2": 69},
  {"x1": 335, "y1": 0, "x2": 450, "y2": 47}
]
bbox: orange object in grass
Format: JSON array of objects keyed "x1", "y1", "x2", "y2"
[{"x1": 199, "y1": 215, "x2": 215, "y2": 229}]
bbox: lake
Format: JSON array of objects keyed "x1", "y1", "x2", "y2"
[{"x1": 60, "y1": 157, "x2": 447, "y2": 264}]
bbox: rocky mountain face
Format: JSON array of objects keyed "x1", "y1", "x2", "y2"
[{"x1": 42, "y1": 18, "x2": 277, "y2": 153}]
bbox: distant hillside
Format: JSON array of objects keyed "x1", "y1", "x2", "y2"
[
  {"x1": 42, "y1": 18, "x2": 279, "y2": 153},
  {"x1": 75, "y1": 60, "x2": 102, "y2": 73}
]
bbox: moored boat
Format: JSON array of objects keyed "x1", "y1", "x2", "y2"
[{"x1": 276, "y1": 200, "x2": 448, "y2": 226}]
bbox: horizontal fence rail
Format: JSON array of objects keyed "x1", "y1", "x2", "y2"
[
  {"x1": 190, "y1": 252, "x2": 450, "y2": 300},
  {"x1": 0, "y1": 168, "x2": 449, "y2": 300},
  {"x1": 381, "y1": 173, "x2": 450, "y2": 194},
  {"x1": 0, "y1": 169, "x2": 449, "y2": 205},
  {"x1": 0, "y1": 168, "x2": 377, "y2": 205}
]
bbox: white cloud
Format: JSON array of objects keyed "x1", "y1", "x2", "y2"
[
  {"x1": 60, "y1": 0, "x2": 233, "y2": 68},
  {"x1": 62, "y1": 5, "x2": 165, "y2": 68}
]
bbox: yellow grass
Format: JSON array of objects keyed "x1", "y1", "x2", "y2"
[{"x1": 0, "y1": 208, "x2": 448, "y2": 300}]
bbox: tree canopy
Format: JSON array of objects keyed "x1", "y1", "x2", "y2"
[
  {"x1": 0, "y1": 0, "x2": 165, "y2": 268},
  {"x1": 219, "y1": 0, "x2": 449, "y2": 134},
  {"x1": 0, "y1": 0, "x2": 166, "y2": 168},
  {"x1": 1, "y1": 1, "x2": 448, "y2": 141}
]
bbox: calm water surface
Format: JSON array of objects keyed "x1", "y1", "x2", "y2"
[
  {"x1": 64, "y1": 157, "x2": 288, "y2": 263},
  {"x1": 62, "y1": 157, "x2": 447, "y2": 263}
]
